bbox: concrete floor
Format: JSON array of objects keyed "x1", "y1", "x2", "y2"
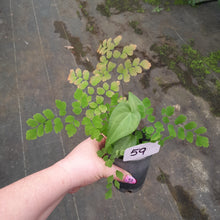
[{"x1": 0, "y1": 0, "x2": 220, "y2": 219}]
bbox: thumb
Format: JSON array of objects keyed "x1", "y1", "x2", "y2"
[{"x1": 103, "y1": 164, "x2": 137, "y2": 184}]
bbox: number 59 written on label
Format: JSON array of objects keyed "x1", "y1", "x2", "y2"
[{"x1": 130, "y1": 147, "x2": 146, "y2": 156}]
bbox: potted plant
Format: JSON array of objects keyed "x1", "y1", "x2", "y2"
[{"x1": 26, "y1": 36, "x2": 209, "y2": 199}]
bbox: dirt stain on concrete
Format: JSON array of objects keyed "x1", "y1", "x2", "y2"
[
  {"x1": 53, "y1": 21, "x2": 94, "y2": 71},
  {"x1": 157, "y1": 168, "x2": 209, "y2": 220}
]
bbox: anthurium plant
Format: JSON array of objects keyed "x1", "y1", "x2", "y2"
[{"x1": 26, "y1": 36, "x2": 209, "y2": 199}]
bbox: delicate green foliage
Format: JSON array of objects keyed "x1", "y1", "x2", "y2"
[
  {"x1": 162, "y1": 116, "x2": 169, "y2": 124},
  {"x1": 97, "y1": 87, "x2": 105, "y2": 95},
  {"x1": 43, "y1": 109, "x2": 55, "y2": 120},
  {"x1": 111, "y1": 93, "x2": 119, "y2": 106},
  {"x1": 135, "y1": 130, "x2": 143, "y2": 140},
  {"x1": 103, "y1": 82, "x2": 109, "y2": 90},
  {"x1": 80, "y1": 93, "x2": 89, "y2": 108},
  {"x1": 88, "y1": 87, "x2": 95, "y2": 95},
  {"x1": 45, "y1": 120, "x2": 53, "y2": 134},
  {"x1": 72, "y1": 107, "x2": 82, "y2": 115},
  {"x1": 96, "y1": 95, "x2": 104, "y2": 104},
  {"x1": 65, "y1": 115, "x2": 75, "y2": 123},
  {"x1": 65, "y1": 124, "x2": 77, "y2": 137},
  {"x1": 177, "y1": 127, "x2": 185, "y2": 140},
  {"x1": 100, "y1": 55, "x2": 107, "y2": 63},
  {"x1": 76, "y1": 68, "x2": 82, "y2": 77},
  {"x1": 89, "y1": 102, "x2": 97, "y2": 109},
  {"x1": 55, "y1": 100, "x2": 67, "y2": 116},
  {"x1": 86, "y1": 109, "x2": 94, "y2": 119},
  {"x1": 72, "y1": 101, "x2": 81, "y2": 109},
  {"x1": 81, "y1": 117, "x2": 90, "y2": 125},
  {"x1": 123, "y1": 44, "x2": 137, "y2": 56},
  {"x1": 120, "y1": 52, "x2": 127, "y2": 59},
  {"x1": 175, "y1": 115, "x2": 187, "y2": 125},
  {"x1": 116, "y1": 170, "x2": 123, "y2": 180},
  {"x1": 125, "y1": 59, "x2": 132, "y2": 69},
  {"x1": 161, "y1": 107, "x2": 166, "y2": 115},
  {"x1": 165, "y1": 106, "x2": 175, "y2": 116},
  {"x1": 133, "y1": 58, "x2": 140, "y2": 66},
  {"x1": 37, "y1": 124, "x2": 44, "y2": 137},
  {"x1": 107, "y1": 175, "x2": 114, "y2": 184},
  {"x1": 196, "y1": 135, "x2": 209, "y2": 147},
  {"x1": 26, "y1": 128, "x2": 37, "y2": 140},
  {"x1": 147, "y1": 115, "x2": 155, "y2": 123},
  {"x1": 151, "y1": 131, "x2": 162, "y2": 142},
  {"x1": 108, "y1": 61, "x2": 116, "y2": 72},
  {"x1": 92, "y1": 116, "x2": 103, "y2": 128},
  {"x1": 94, "y1": 108, "x2": 101, "y2": 115},
  {"x1": 159, "y1": 136, "x2": 173, "y2": 146},
  {"x1": 106, "y1": 90, "x2": 114, "y2": 97},
  {"x1": 114, "y1": 180, "x2": 120, "y2": 189},
  {"x1": 143, "y1": 97, "x2": 151, "y2": 108},
  {"x1": 79, "y1": 81, "x2": 88, "y2": 90},
  {"x1": 105, "y1": 189, "x2": 112, "y2": 199},
  {"x1": 135, "y1": 66, "x2": 142, "y2": 74},
  {"x1": 168, "y1": 124, "x2": 176, "y2": 137},
  {"x1": 110, "y1": 81, "x2": 120, "y2": 92},
  {"x1": 154, "y1": 121, "x2": 164, "y2": 131},
  {"x1": 186, "y1": 131, "x2": 194, "y2": 143},
  {"x1": 194, "y1": 127, "x2": 207, "y2": 135},
  {"x1": 146, "y1": 108, "x2": 154, "y2": 115},
  {"x1": 184, "y1": 121, "x2": 197, "y2": 130},
  {"x1": 33, "y1": 113, "x2": 46, "y2": 123},
  {"x1": 83, "y1": 70, "x2": 90, "y2": 80},
  {"x1": 74, "y1": 89, "x2": 83, "y2": 100},
  {"x1": 54, "y1": 118, "x2": 63, "y2": 134},
  {"x1": 97, "y1": 149, "x2": 105, "y2": 158},
  {"x1": 138, "y1": 105, "x2": 145, "y2": 118},
  {"x1": 103, "y1": 155, "x2": 109, "y2": 162},
  {"x1": 107, "y1": 51, "x2": 112, "y2": 59},
  {"x1": 140, "y1": 60, "x2": 151, "y2": 69},
  {"x1": 99, "y1": 104, "x2": 107, "y2": 113},
  {"x1": 145, "y1": 126, "x2": 155, "y2": 135},
  {"x1": 113, "y1": 50, "x2": 121, "y2": 58},
  {"x1": 67, "y1": 69, "x2": 76, "y2": 84},
  {"x1": 106, "y1": 182, "x2": 112, "y2": 189},
  {"x1": 113, "y1": 35, "x2": 122, "y2": 46},
  {"x1": 105, "y1": 159, "x2": 113, "y2": 167},
  {"x1": 74, "y1": 78, "x2": 83, "y2": 86},
  {"x1": 117, "y1": 64, "x2": 124, "y2": 74},
  {"x1": 74, "y1": 120, "x2": 80, "y2": 127},
  {"x1": 129, "y1": 67, "x2": 137, "y2": 76},
  {"x1": 26, "y1": 118, "x2": 38, "y2": 127},
  {"x1": 90, "y1": 75, "x2": 102, "y2": 86}
]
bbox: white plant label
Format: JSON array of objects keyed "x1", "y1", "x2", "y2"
[{"x1": 123, "y1": 142, "x2": 160, "y2": 162}]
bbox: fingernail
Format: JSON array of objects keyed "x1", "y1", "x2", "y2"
[{"x1": 124, "y1": 175, "x2": 136, "y2": 184}]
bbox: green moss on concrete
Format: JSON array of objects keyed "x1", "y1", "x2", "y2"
[
  {"x1": 150, "y1": 41, "x2": 220, "y2": 116},
  {"x1": 129, "y1": 20, "x2": 143, "y2": 35},
  {"x1": 96, "y1": 0, "x2": 144, "y2": 17}
]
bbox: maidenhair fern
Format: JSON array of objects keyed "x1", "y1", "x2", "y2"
[
  {"x1": 26, "y1": 36, "x2": 209, "y2": 199},
  {"x1": 26, "y1": 36, "x2": 151, "y2": 141}
]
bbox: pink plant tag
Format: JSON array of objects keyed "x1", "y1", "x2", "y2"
[{"x1": 123, "y1": 142, "x2": 160, "y2": 162}]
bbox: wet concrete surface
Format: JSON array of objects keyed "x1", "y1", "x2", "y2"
[{"x1": 0, "y1": 0, "x2": 220, "y2": 219}]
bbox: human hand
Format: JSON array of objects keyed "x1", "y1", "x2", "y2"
[{"x1": 58, "y1": 137, "x2": 136, "y2": 193}]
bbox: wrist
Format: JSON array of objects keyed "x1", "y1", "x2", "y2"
[{"x1": 55, "y1": 158, "x2": 82, "y2": 192}]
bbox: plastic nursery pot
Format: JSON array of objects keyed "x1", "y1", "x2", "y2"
[{"x1": 114, "y1": 155, "x2": 151, "y2": 193}]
